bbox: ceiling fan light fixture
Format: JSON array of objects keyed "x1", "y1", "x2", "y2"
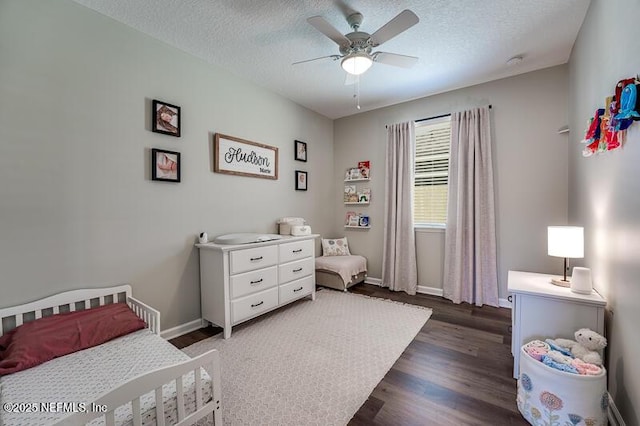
[{"x1": 341, "y1": 53, "x2": 373, "y2": 75}]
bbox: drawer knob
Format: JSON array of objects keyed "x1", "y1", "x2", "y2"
[
  {"x1": 293, "y1": 287, "x2": 304, "y2": 292},
  {"x1": 251, "y1": 301, "x2": 264, "y2": 308},
  {"x1": 293, "y1": 249, "x2": 303, "y2": 253},
  {"x1": 250, "y1": 278, "x2": 263, "y2": 285},
  {"x1": 250, "y1": 256, "x2": 263, "y2": 261},
  {"x1": 293, "y1": 268, "x2": 303, "y2": 273}
]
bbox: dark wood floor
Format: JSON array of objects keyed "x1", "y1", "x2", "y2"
[{"x1": 170, "y1": 284, "x2": 527, "y2": 425}]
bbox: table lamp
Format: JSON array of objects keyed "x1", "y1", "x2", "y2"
[{"x1": 548, "y1": 226, "x2": 584, "y2": 286}]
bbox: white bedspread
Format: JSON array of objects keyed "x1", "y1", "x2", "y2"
[{"x1": 0, "y1": 329, "x2": 211, "y2": 426}]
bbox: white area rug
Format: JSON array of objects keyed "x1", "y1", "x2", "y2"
[{"x1": 183, "y1": 290, "x2": 432, "y2": 426}]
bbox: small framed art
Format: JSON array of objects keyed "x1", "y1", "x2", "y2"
[
  {"x1": 152, "y1": 100, "x2": 181, "y2": 137},
  {"x1": 295, "y1": 140, "x2": 307, "y2": 162},
  {"x1": 295, "y1": 170, "x2": 308, "y2": 191},
  {"x1": 151, "y1": 148, "x2": 181, "y2": 182}
]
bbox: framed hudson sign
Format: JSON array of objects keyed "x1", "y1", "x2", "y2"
[{"x1": 214, "y1": 133, "x2": 278, "y2": 180}]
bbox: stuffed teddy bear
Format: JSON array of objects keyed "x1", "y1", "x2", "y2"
[{"x1": 551, "y1": 328, "x2": 607, "y2": 366}]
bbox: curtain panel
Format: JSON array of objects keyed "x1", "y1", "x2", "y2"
[
  {"x1": 443, "y1": 106, "x2": 499, "y2": 307},
  {"x1": 382, "y1": 121, "x2": 418, "y2": 295}
]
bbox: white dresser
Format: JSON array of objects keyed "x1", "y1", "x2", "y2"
[
  {"x1": 197, "y1": 234, "x2": 319, "y2": 338},
  {"x1": 508, "y1": 270, "x2": 606, "y2": 378}
]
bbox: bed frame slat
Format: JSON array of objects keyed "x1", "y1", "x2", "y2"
[
  {"x1": 212, "y1": 351, "x2": 223, "y2": 425},
  {"x1": 15, "y1": 314, "x2": 23, "y2": 327},
  {"x1": 155, "y1": 387, "x2": 165, "y2": 426},
  {"x1": 132, "y1": 398, "x2": 142, "y2": 426},
  {"x1": 34, "y1": 310, "x2": 42, "y2": 319},
  {"x1": 53, "y1": 305, "x2": 60, "y2": 315},
  {"x1": 195, "y1": 367, "x2": 203, "y2": 410},
  {"x1": 105, "y1": 410, "x2": 115, "y2": 426},
  {"x1": 176, "y1": 376, "x2": 185, "y2": 421}
]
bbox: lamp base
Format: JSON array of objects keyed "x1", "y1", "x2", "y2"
[{"x1": 550, "y1": 277, "x2": 571, "y2": 287}]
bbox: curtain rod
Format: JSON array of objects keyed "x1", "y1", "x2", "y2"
[
  {"x1": 386, "y1": 105, "x2": 492, "y2": 128},
  {"x1": 415, "y1": 104, "x2": 492, "y2": 123}
]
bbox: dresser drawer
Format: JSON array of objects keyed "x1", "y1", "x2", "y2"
[
  {"x1": 279, "y1": 275, "x2": 314, "y2": 305},
  {"x1": 279, "y1": 257, "x2": 314, "y2": 284},
  {"x1": 230, "y1": 266, "x2": 278, "y2": 299},
  {"x1": 230, "y1": 245, "x2": 278, "y2": 274},
  {"x1": 278, "y1": 239, "x2": 313, "y2": 264},
  {"x1": 231, "y1": 287, "x2": 279, "y2": 324}
]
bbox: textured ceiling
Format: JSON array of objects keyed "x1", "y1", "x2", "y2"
[{"x1": 72, "y1": 0, "x2": 591, "y2": 119}]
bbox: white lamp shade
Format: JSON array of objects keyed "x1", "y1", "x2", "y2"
[
  {"x1": 341, "y1": 53, "x2": 373, "y2": 75},
  {"x1": 548, "y1": 226, "x2": 584, "y2": 258}
]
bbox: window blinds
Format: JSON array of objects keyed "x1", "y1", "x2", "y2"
[{"x1": 414, "y1": 117, "x2": 451, "y2": 225}]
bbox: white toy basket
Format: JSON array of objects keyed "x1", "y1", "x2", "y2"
[{"x1": 517, "y1": 346, "x2": 608, "y2": 425}]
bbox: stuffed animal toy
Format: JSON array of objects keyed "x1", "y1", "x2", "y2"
[{"x1": 551, "y1": 328, "x2": 607, "y2": 366}]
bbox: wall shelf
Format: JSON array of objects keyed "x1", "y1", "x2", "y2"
[
  {"x1": 344, "y1": 178, "x2": 370, "y2": 182},
  {"x1": 344, "y1": 225, "x2": 371, "y2": 229},
  {"x1": 344, "y1": 202, "x2": 370, "y2": 205}
]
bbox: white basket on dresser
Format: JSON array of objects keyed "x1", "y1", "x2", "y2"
[{"x1": 197, "y1": 234, "x2": 319, "y2": 338}]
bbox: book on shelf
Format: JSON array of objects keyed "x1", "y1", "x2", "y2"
[
  {"x1": 358, "y1": 161, "x2": 370, "y2": 179},
  {"x1": 357, "y1": 188, "x2": 370, "y2": 203},
  {"x1": 344, "y1": 185, "x2": 358, "y2": 202},
  {"x1": 345, "y1": 211, "x2": 361, "y2": 226},
  {"x1": 345, "y1": 168, "x2": 360, "y2": 180},
  {"x1": 359, "y1": 215, "x2": 370, "y2": 227}
]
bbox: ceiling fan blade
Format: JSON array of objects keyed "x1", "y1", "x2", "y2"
[
  {"x1": 307, "y1": 16, "x2": 351, "y2": 46},
  {"x1": 373, "y1": 52, "x2": 419, "y2": 68},
  {"x1": 369, "y1": 10, "x2": 419, "y2": 46},
  {"x1": 292, "y1": 55, "x2": 341, "y2": 65}
]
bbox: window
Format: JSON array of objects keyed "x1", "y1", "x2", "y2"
[{"x1": 414, "y1": 116, "x2": 451, "y2": 226}]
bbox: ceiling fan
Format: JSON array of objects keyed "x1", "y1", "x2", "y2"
[{"x1": 294, "y1": 9, "x2": 420, "y2": 77}]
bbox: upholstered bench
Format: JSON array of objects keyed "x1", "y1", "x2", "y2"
[{"x1": 315, "y1": 254, "x2": 367, "y2": 292}]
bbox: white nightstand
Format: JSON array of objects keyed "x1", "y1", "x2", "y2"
[{"x1": 508, "y1": 270, "x2": 606, "y2": 378}]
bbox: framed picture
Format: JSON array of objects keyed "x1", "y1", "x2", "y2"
[
  {"x1": 152, "y1": 100, "x2": 181, "y2": 137},
  {"x1": 295, "y1": 170, "x2": 308, "y2": 191},
  {"x1": 214, "y1": 133, "x2": 278, "y2": 179},
  {"x1": 295, "y1": 140, "x2": 307, "y2": 162},
  {"x1": 151, "y1": 148, "x2": 181, "y2": 182}
]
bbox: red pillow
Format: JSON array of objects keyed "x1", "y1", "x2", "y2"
[{"x1": 0, "y1": 302, "x2": 146, "y2": 376}]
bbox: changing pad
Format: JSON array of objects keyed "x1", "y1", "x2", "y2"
[
  {"x1": 213, "y1": 233, "x2": 282, "y2": 245},
  {"x1": 315, "y1": 255, "x2": 367, "y2": 285}
]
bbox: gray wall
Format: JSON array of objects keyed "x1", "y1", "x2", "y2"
[
  {"x1": 568, "y1": 0, "x2": 640, "y2": 423},
  {"x1": 0, "y1": 0, "x2": 334, "y2": 330},
  {"x1": 334, "y1": 66, "x2": 569, "y2": 299}
]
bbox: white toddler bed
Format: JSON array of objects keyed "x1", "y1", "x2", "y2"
[{"x1": 0, "y1": 285, "x2": 222, "y2": 426}]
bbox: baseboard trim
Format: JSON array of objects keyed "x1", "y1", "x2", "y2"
[
  {"x1": 364, "y1": 277, "x2": 382, "y2": 286},
  {"x1": 499, "y1": 298, "x2": 512, "y2": 309},
  {"x1": 608, "y1": 392, "x2": 626, "y2": 426},
  {"x1": 362, "y1": 278, "x2": 445, "y2": 298},
  {"x1": 416, "y1": 285, "x2": 444, "y2": 297},
  {"x1": 160, "y1": 318, "x2": 205, "y2": 340}
]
